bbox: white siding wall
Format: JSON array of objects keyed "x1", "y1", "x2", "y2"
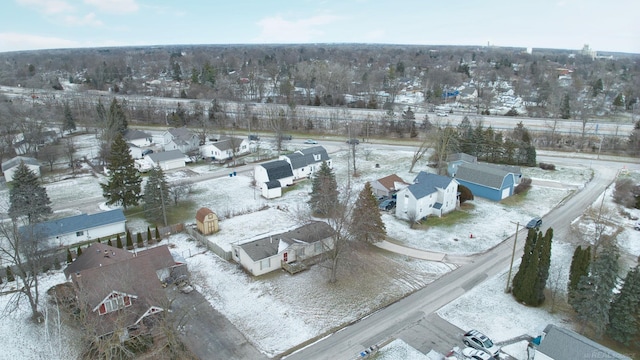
[{"x1": 50, "y1": 222, "x2": 126, "y2": 247}]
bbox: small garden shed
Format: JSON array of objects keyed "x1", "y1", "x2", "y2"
[{"x1": 195, "y1": 207, "x2": 219, "y2": 235}]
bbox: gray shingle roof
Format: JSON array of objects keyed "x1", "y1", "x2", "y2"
[
  {"x1": 124, "y1": 129, "x2": 151, "y2": 141},
  {"x1": 408, "y1": 171, "x2": 454, "y2": 199},
  {"x1": 538, "y1": 324, "x2": 631, "y2": 360},
  {"x1": 261, "y1": 160, "x2": 293, "y2": 181},
  {"x1": 284, "y1": 146, "x2": 330, "y2": 169},
  {"x1": 19, "y1": 209, "x2": 125, "y2": 239},
  {"x1": 446, "y1": 152, "x2": 477, "y2": 163},
  {"x1": 239, "y1": 221, "x2": 334, "y2": 261},
  {"x1": 1, "y1": 156, "x2": 40, "y2": 171},
  {"x1": 455, "y1": 162, "x2": 510, "y2": 189},
  {"x1": 148, "y1": 149, "x2": 184, "y2": 162}
]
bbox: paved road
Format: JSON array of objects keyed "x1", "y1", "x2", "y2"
[{"x1": 284, "y1": 157, "x2": 630, "y2": 360}]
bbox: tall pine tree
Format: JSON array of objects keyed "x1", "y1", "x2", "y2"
[
  {"x1": 350, "y1": 182, "x2": 386, "y2": 243},
  {"x1": 568, "y1": 245, "x2": 591, "y2": 305},
  {"x1": 143, "y1": 166, "x2": 169, "y2": 225},
  {"x1": 573, "y1": 242, "x2": 620, "y2": 337},
  {"x1": 512, "y1": 228, "x2": 553, "y2": 306},
  {"x1": 607, "y1": 265, "x2": 640, "y2": 344},
  {"x1": 63, "y1": 101, "x2": 76, "y2": 134},
  {"x1": 308, "y1": 161, "x2": 338, "y2": 216},
  {"x1": 101, "y1": 133, "x2": 141, "y2": 209},
  {"x1": 8, "y1": 161, "x2": 52, "y2": 223}
]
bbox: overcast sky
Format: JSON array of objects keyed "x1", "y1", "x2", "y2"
[{"x1": 1, "y1": 0, "x2": 638, "y2": 54}]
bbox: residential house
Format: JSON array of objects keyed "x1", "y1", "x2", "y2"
[
  {"x1": 1, "y1": 156, "x2": 41, "y2": 182},
  {"x1": 129, "y1": 144, "x2": 144, "y2": 160},
  {"x1": 66, "y1": 244, "x2": 185, "y2": 338},
  {"x1": 162, "y1": 127, "x2": 199, "y2": 154},
  {"x1": 14, "y1": 130, "x2": 58, "y2": 155},
  {"x1": 254, "y1": 160, "x2": 294, "y2": 199},
  {"x1": 145, "y1": 150, "x2": 185, "y2": 171},
  {"x1": 199, "y1": 136, "x2": 250, "y2": 162},
  {"x1": 395, "y1": 171, "x2": 459, "y2": 221},
  {"x1": 370, "y1": 174, "x2": 409, "y2": 198},
  {"x1": 534, "y1": 324, "x2": 631, "y2": 360},
  {"x1": 280, "y1": 146, "x2": 331, "y2": 180},
  {"x1": 446, "y1": 152, "x2": 478, "y2": 176},
  {"x1": 231, "y1": 221, "x2": 335, "y2": 276},
  {"x1": 19, "y1": 209, "x2": 126, "y2": 248},
  {"x1": 124, "y1": 129, "x2": 153, "y2": 148}
]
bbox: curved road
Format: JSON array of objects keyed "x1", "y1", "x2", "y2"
[{"x1": 284, "y1": 156, "x2": 635, "y2": 360}]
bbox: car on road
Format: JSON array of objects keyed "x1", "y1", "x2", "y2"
[
  {"x1": 461, "y1": 347, "x2": 493, "y2": 360},
  {"x1": 378, "y1": 199, "x2": 396, "y2": 211},
  {"x1": 462, "y1": 329, "x2": 500, "y2": 358},
  {"x1": 304, "y1": 139, "x2": 318, "y2": 144},
  {"x1": 436, "y1": 112, "x2": 448, "y2": 117},
  {"x1": 346, "y1": 138, "x2": 360, "y2": 145},
  {"x1": 634, "y1": 221, "x2": 640, "y2": 231},
  {"x1": 526, "y1": 217, "x2": 542, "y2": 229}
]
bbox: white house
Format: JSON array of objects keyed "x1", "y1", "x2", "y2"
[
  {"x1": 395, "y1": 171, "x2": 458, "y2": 221},
  {"x1": 280, "y1": 146, "x2": 331, "y2": 180},
  {"x1": 199, "y1": 136, "x2": 250, "y2": 162},
  {"x1": 162, "y1": 127, "x2": 199, "y2": 154},
  {"x1": 1, "y1": 156, "x2": 41, "y2": 182},
  {"x1": 231, "y1": 221, "x2": 335, "y2": 276},
  {"x1": 146, "y1": 150, "x2": 185, "y2": 171},
  {"x1": 124, "y1": 129, "x2": 153, "y2": 148},
  {"x1": 534, "y1": 324, "x2": 631, "y2": 360},
  {"x1": 19, "y1": 209, "x2": 126, "y2": 248},
  {"x1": 254, "y1": 160, "x2": 294, "y2": 199}
]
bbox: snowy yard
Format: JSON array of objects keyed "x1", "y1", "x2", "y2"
[{"x1": 0, "y1": 139, "x2": 638, "y2": 360}]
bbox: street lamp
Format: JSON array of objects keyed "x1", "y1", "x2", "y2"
[{"x1": 505, "y1": 221, "x2": 520, "y2": 293}]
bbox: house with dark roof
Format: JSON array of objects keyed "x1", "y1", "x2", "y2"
[
  {"x1": 19, "y1": 209, "x2": 126, "y2": 248},
  {"x1": 1, "y1": 156, "x2": 41, "y2": 182},
  {"x1": 254, "y1": 160, "x2": 295, "y2": 199},
  {"x1": 231, "y1": 221, "x2": 335, "y2": 276},
  {"x1": 162, "y1": 127, "x2": 199, "y2": 154},
  {"x1": 446, "y1": 152, "x2": 478, "y2": 176},
  {"x1": 199, "y1": 136, "x2": 250, "y2": 162},
  {"x1": 371, "y1": 174, "x2": 410, "y2": 198},
  {"x1": 124, "y1": 129, "x2": 153, "y2": 148},
  {"x1": 534, "y1": 324, "x2": 631, "y2": 360},
  {"x1": 395, "y1": 171, "x2": 458, "y2": 221},
  {"x1": 451, "y1": 162, "x2": 520, "y2": 201},
  {"x1": 66, "y1": 244, "x2": 185, "y2": 338},
  {"x1": 280, "y1": 146, "x2": 331, "y2": 180},
  {"x1": 145, "y1": 149, "x2": 186, "y2": 171}
]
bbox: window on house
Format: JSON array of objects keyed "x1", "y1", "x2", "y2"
[
  {"x1": 102, "y1": 296, "x2": 125, "y2": 314},
  {"x1": 260, "y1": 258, "x2": 270, "y2": 270},
  {"x1": 314, "y1": 154, "x2": 321, "y2": 161},
  {"x1": 76, "y1": 231, "x2": 84, "y2": 237}
]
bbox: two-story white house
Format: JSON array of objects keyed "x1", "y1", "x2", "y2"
[
  {"x1": 280, "y1": 146, "x2": 331, "y2": 180},
  {"x1": 395, "y1": 171, "x2": 459, "y2": 221},
  {"x1": 162, "y1": 127, "x2": 199, "y2": 154}
]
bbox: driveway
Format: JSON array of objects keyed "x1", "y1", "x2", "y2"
[{"x1": 167, "y1": 286, "x2": 266, "y2": 360}]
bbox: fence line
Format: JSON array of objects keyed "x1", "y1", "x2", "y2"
[{"x1": 184, "y1": 225, "x2": 231, "y2": 261}]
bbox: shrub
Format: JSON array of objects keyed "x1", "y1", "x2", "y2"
[
  {"x1": 514, "y1": 177, "x2": 532, "y2": 194},
  {"x1": 539, "y1": 162, "x2": 556, "y2": 170}
]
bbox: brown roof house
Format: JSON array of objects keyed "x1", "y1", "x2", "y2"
[
  {"x1": 65, "y1": 243, "x2": 186, "y2": 339},
  {"x1": 195, "y1": 207, "x2": 219, "y2": 235},
  {"x1": 370, "y1": 174, "x2": 410, "y2": 198}
]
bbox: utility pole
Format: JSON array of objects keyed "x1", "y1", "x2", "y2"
[{"x1": 505, "y1": 221, "x2": 520, "y2": 293}]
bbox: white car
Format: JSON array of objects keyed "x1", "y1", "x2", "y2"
[
  {"x1": 436, "y1": 112, "x2": 448, "y2": 117},
  {"x1": 304, "y1": 139, "x2": 318, "y2": 144},
  {"x1": 462, "y1": 347, "x2": 493, "y2": 360},
  {"x1": 462, "y1": 330, "x2": 500, "y2": 358}
]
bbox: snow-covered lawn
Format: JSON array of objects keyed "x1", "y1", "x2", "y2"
[{"x1": 0, "y1": 140, "x2": 637, "y2": 359}]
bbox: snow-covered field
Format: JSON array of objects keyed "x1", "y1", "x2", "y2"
[{"x1": 0, "y1": 136, "x2": 638, "y2": 360}]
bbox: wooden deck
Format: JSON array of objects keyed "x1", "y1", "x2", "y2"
[{"x1": 281, "y1": 260, "x2": 307, "y2": 274}]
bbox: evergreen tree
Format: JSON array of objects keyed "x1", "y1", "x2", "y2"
[
  {"x1": 116, "y1": 234, "x2": 123, "y2": 249},
  {"x1": 607, "y1": 265, "x2": 640, "y2": 344},
  {"x1": 568, "y1": 245, "x2": 591, "y2": 305},
  {"x1": 6, "y1": 266, "x2": 14, "y2": 282},
  {"x1": 155, "y1": 226, "x2": 160, "y2": 241},
  {"x1": 512, "y1": 228, "x2": 553, "y2": 306},
  {"x1": 308, "y1": 161, "x2": 338, "y2": 216},
  {"x1": 76, "y1": 245, "x2": 82, "y2": 257},
  {"x1": 560, "y1": 93, "x2": 571, "y2": 119},
  {"x1": 137, "y1": 232, "x2": 144, "y2": 248},
  {"x1": 573, "y1": 243, "x2": 620, "y2": 337},
  {"x1": 63, "y1": 101, "x2": 76, "y2": 133},
  {"x1": 143, "y1": 166, "x2": 169, "y2": 225},
  {"x1": 350, "y1": 182, "x2": 386, "y2": 244},
  {"x1": 147, "y1": 227, "x2": 152, "y2": 244},
  {"x1": 107, "y1": 98, "x2": 128, "y2": 136},
  {"x1": 96, "y1": 98, "x2": 107, "y2": 125},
  {"x1": 126, "y1": 230, "x2": 133, "y2": 249},
  {"x1": 66, "y1": 248, "x2": 73, "y2": 264},
  {"x1": 8, "y1": 161, "x2": 52, "y2": 223},
  {"x1": 628, "y1": 120, "x2": 640, "y2": 156},
  {"x1": 107, "y1": 238, "x2": 113, "y2": 247},
  {"x1": 101, "y1": 133, "x2": 142, "y2": 209},
  {"x1": 535, "y1": 228, "x2": 553, "y2": 305}
]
